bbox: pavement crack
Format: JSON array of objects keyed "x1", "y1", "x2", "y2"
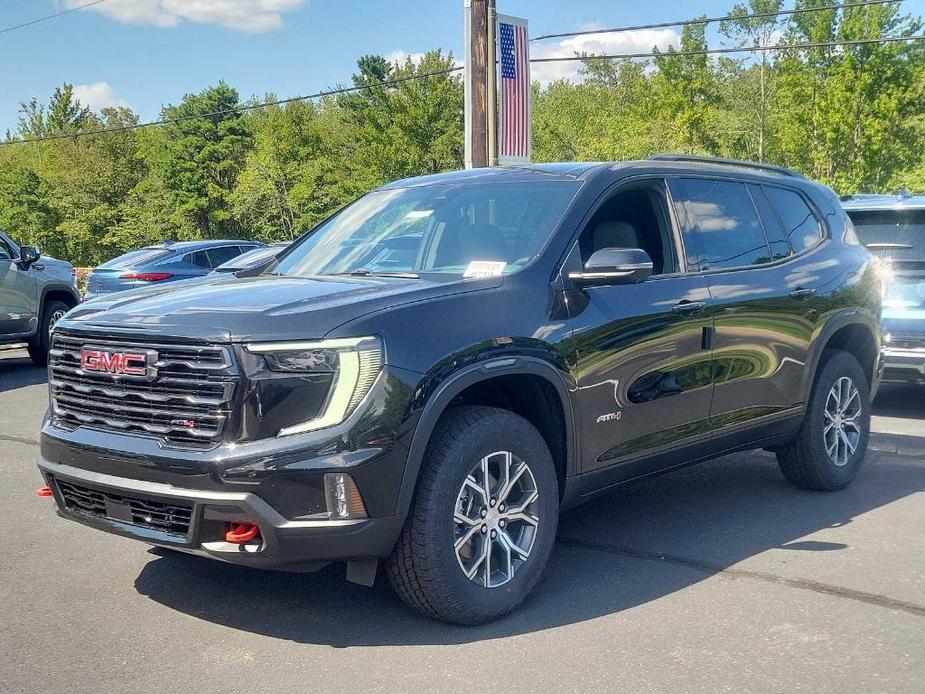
[
  {"x1": 557, "y1": 536, "x2": 925, "y2": 618},
  {"x1": 0, "y1": 433, "x2": 39, "y2": 447}
]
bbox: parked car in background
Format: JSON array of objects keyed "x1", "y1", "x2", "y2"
[
  {"x1": 83, "y1": 240, "x2": 264, "y2": 300},
  {"x1": 38, "y1": 156, "x2": 881, "y2": 624},
  {"x1": 210, "y1": 242, "x2": 291, "y2": 276},
  {"x1": 0, "y1": 230, "x2": 80, "y2": 365},
  {"x1": 842, "y1": 193, "x2": 925, "y2": 384}
]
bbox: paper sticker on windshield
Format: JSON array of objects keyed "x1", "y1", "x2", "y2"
[{"x1": 464, "y1": 261, "x2": 507, "y2": 278}]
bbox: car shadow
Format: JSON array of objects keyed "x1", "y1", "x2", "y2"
[
  {"x1": 872, "y1": 382, "x2": 925, "y2": 420},
  {"x1": 0, "y1": 350, "x2": 47, "y2": 393},
  {"x1": 134, "y1": 428, "x2": 925, "y2": 646}
]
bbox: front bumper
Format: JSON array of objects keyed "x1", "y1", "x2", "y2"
[
  {"x1": 881, "y1": 347, "x2": 925, "y2": 383},
  {"x1": 38, "y1": 459, "x2": 405, "y2": 572}
]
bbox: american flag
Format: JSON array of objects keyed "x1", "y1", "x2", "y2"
[{"x1": 499, "y1": 20, "x2": 529, "y2": 161}]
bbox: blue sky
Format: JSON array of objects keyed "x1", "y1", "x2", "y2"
[{"x1": 2, "y1": 0, "x2": 924, "y2": 134}]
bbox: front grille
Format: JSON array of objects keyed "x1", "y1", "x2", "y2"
[
  {"x1": 55, "y1": 478, "x2": 193, "y2": 536},
  {"x1": 49, "y1": 330, "x2": 237, "y2": 446}
]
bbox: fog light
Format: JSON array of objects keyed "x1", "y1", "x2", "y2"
[{"x1": 324, "y1": 473, "x2": 367, "y2": 519}]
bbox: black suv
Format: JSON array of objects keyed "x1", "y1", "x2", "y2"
[{"x1": 37, "y1": 156, "x2": 881, "y2": 624}]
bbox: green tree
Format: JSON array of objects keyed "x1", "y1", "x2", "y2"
[
  {"x1": 720, "y1": 0, "x2": 785, "y2": 161},
  {"x1": 653, "y1": 20, "x2": 722, "y2": 153},
  {"x1": 155, "y1": 82, "x2": 253, "y2": 238}
]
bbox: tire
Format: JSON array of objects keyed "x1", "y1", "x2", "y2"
[
  {"x1": 777, "y1": 349, "x2": 871, "y2": 491},
  {"x1": 27, "y1": 300, "x2": 69, "y2": 366},
  {"x1": 387, "y1": 406, "x2": 559, "y2": 625}
]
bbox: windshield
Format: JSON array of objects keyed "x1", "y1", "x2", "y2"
[
  {"x1": 847, "y1": 209, "x2": 925, "y2": 252},
  {"x1": 274, "y1": 182, "x2": 579, "y2": 279},
  {"x1": 99, "y1": 247, "x2": 170, "y2": 269}
]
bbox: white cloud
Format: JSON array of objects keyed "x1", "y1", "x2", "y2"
[
  {"x1": 385, "y1": 50, "x2": 425, "y2": 66},
  {"x1": 530, "y1": 27, "x2": 680, "y2": 85},
  {"x1": 65, "y1": 0, "x2": 307, "y2": 32},
  {"x1": 72, "y1": 82, "x2": 131, "y2": 112}
]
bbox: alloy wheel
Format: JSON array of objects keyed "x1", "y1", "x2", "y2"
[
  {"x1": 823, "y1": 376, "x2": 862, "y2": 467},
  {"x1": 48, "y1": 309, "x2": 66, "y2": 336},
  {"x1": 453, "y1": 450, "x2": 540, "y2": 588}
]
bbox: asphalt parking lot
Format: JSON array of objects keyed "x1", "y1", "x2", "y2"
[{"x1": 1, "y1": 347, "x2": 923, "y2": 694}]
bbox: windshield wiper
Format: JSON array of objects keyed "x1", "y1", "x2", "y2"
[{"x1": 329, "y1": 268, "x2": 420, "y2": 279}]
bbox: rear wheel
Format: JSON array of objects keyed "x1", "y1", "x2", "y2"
[
  {"x1": 777, "y1": 350, "x2": 870, "y2": 491},
  {"x1": 387, "y1": 406, "x2": 559, "y2": 625},
  {"x1": 27, "y1": 300, "x2": 69, "y2": 366}
]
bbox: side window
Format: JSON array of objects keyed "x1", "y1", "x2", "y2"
[
  {"x1": 206, "y1": 245, "x2": 245, "y2": 267},
  {"x1": 577, "y1": 181, "x2": 679, "y2": 276},
  {"x1": 672, "y1": 178, "x2": 771, "y2": 271},
  {"x1": 184, "y1": 250, "x2": 212, "y2": 268},
  {"x1": 763, "y1": 186, "x2": 823, "y2": 253},
  {"x1": 0, "y1": 238, "x2": 12, "y2": 261},
  {"x1": 747, "y1": 184, "x2": 792, "y2": 261}
]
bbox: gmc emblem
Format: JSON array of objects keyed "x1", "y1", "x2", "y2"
[{"x1": 80, "y1": 348, "x2": 157, "y2": 379}]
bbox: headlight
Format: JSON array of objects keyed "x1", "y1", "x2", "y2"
[{"x1": 246, "y1": 337, "x2": 382, "y2": 436}]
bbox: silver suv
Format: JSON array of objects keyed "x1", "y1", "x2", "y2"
[{"x1": 0, "y1": 230, "x2": 80, "y2": 365}]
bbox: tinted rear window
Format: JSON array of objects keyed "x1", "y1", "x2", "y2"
[
  {"x1": 98, "y1": 248, "x2": 170, "y2": 269},
  {"x1": 846, "y1": 209, "x2": 925, "y2": 253},
  {"x1": 764, "y1": 187, "x2": 822, "y2": 252}
]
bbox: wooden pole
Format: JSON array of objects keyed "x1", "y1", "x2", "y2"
[
  {"x1": 467, "y1": 0, "x2": 489, "y2": 168},
  {"x1": 486, "y1": 0, "x2": 497, "y2": 166}
]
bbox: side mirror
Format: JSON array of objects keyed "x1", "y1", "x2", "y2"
[
  {"x1": 568, "y1": 248, "x2": 653, "y2": 287},
  {"x1": 19, "y1": 245, "x2": 41, "y2": 268}
]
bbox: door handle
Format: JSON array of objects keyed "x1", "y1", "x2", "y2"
[
  {"x1": 789, "y1": 287, "x2": 817, "y2": 300},
  {"x1": 672, "y1": 300, "x2": 706, "y2": 314}
]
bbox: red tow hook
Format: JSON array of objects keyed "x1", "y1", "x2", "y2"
[
  {"x1": 35, "y1": 486, "x2": 53, "y2": 498},
  {"x1": 225, "y1": 523, "x2": 260, "y2": 543}
]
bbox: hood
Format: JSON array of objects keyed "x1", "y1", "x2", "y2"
[{"x1": 58, "y1": 273, "x2": 500, "y2": 342}]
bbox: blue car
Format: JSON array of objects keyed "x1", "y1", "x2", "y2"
[
  {"x1": 842, "y1": 193, "x2": 925, "y2": 384},
  {"x1": 84, "y1": 240, "x2": 264, "y2": 300},
  {"x1": 210, "y1": 242, "x2": 291, "y2": 276}
]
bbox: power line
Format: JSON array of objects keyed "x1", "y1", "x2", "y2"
[
  {"x1": 529, "y1": 34, "x2": 925, "y2": 63},
  {"x1": 0, "y1": 66, "x2": 465, "y2": 146},
  {"x1": 532, "y1": 0, "x2": 902, "y2": 42},
  {"x1": 0, "y1": 0, "x2": 111, "y2": 35}
]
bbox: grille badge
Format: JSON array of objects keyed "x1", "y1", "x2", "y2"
[{"x1": 79, "y1": 347, "x2": 159, "y2": 380}]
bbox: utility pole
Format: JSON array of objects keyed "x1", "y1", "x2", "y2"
[{"x1": 465, "y1": 0, "x2": 489, "y2": 168}]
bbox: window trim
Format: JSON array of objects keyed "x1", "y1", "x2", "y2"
[{"x1": 668, "y1": 174, "x2": 828, "y2": 276}]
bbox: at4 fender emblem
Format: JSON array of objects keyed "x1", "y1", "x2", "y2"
[{"x1": 597, "y1": 411, "x2": 622, "y2": 424}]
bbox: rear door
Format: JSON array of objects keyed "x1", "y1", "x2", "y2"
[
  {"x1": 670, "y1": 177, "x2": 820, "y2": 429},
  {"x1": 0, "y1": 234, "x2": 37, "y2": 336},
  {"x1": 566, "y1": 178, "x2": 715, "y2": 482}
]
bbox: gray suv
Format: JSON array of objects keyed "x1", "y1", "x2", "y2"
[{"x1": 0, "y1": 230, "x2": 80, "y2": 365}]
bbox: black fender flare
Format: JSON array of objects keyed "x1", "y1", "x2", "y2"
[
  {"x1": 800, "y1": 308, "x2": 881, "y2": 404},
  {"x1": 393, "y1": 356, "x2": 578, "y2": 516},
  {"x1": 39, "y1": 283, "x2": 81, "y2": 311}
]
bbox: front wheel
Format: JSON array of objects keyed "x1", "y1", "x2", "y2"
[
  {"x1": 27, "y1": 300, "x2": 69, "y2": 366},
  {"x1": 387, "y1": 406, "x2": 559, "y2": 625},
  {"x1": 777, "y1": 350, "x2": 871, "y2": 491}
]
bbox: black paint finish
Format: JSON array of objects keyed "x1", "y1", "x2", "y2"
[{"x1": 38, "y1": 159, "x2": 881, "y2": 570}]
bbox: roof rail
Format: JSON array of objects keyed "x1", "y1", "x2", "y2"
[{"x1": 650, "y1": 154, "x2": 805, "y2": 179}]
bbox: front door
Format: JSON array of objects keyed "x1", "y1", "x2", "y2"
[
  {"x1": 564, "y1": 180, "x2": 715, "y2": 481},
  {"x1": 0, "y1": 237, "x2": 37, "y2": 337}
]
